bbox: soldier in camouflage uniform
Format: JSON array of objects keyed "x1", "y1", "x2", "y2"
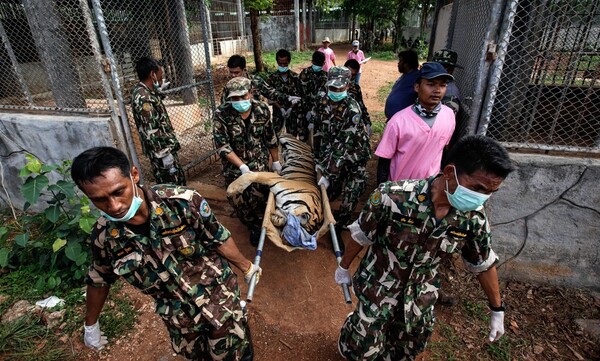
[
  {"x1": 334, "y1": 135, "x2": 515, "y2": 360},
  {"x1": 213, "y1": 77, "x2": 281, "y2": 246},
  {"x1": 267, "y1": 49, "x2": 303, "y2": 138},
  {"x1": 299, "y1": 51, "x2": 328, "y2": 140},
  {"x1": 315, "y1": 66, "x2": 372, "y2": 229},
  {"x1": 71, "y1": 146, "x2": 259, "y2": 361},
  {"x1": 220, "y1": 54, "x2": 300, "y2": 108},
  {"x1": 131, "y1": 56, "x2": 186, "y2": 186},
  {"x1": 344, "y1": 59, "x2": 372, "y2": 138}
]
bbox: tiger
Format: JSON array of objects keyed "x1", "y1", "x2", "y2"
[{"x1": 226, "y1": 134, "x2": 323, "y2": 250}]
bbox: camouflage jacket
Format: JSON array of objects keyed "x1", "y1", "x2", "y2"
[
  {"x1": 299, "y1": 66, "x2": 327, "y2": 114},
  {"x1": 347, "y1": 178, "x2": 498, "y2": 333},
  {"x1": 131, "y1": 82, "x2": 180, "y2": 157},
  {"x1": 267, "y1": 70, "x2": 301, "y2": 111},
  {"x1": 316, "y1": 95, "x2": 372, "y2": 180},
  {"x1": 212, "y1": 100, "x2": 277, "y2": 180},
  {"x1": 348, "y1": 82, "x2": 372, "y2": 126},
  {"x1": 220, "y1": 74, "x2": 289, "y2": 105},
  {"x1": 86, "y1": 185, "x2": 239, "y2": 329}
]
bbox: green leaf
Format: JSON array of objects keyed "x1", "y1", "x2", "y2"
[
  {"x1": 76, "y1": 252, "x2": 88, "y2": 266},
  {"x1": 79, "y1": 216, "x2": 97, "y2": 234},
  {"x1": 21, "y1": 175, "x2": 49, "y2": 204},
  {"x1": 48, "y1": 181, "x2": 75, "y2": 199},
  {"x1": 19, "y1": 167, "x2": 31, "y2": 177},
  {"x1": 41, "y1": 164, "x2": 58, "y2": 172},
  {"x1": 25, "y1": 157, "x2": 43, "y2": 174},
  {"x1": 14, "y1": 233, "x2": 29, "y2": 247},
  {"x1": 65, "y1": 242, "x2": 82, "y2": 262},
  {"x1": 35, "y1": 277, "x2": 45, "y2": 291},
  {"x1": 0, "y1": 248, "x2": 9, "y2": 267},
  {"x1": 47, "y1": 276, "x2": 56, "y2": 289},
  {"x1": 0, "y1": 227, "x2": 8, "y2": 241},
  {"x1": 52, "y1": 238, "x2": 67, "y2": 253},
  {"x1": 44, "y1": 204, "x2": 61, "y2": 223}
]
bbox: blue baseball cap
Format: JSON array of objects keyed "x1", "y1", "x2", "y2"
[{"x1": 418, "y1": 62, "x2": 454, "y2": 81}]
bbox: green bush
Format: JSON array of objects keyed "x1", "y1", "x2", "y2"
[{"x1": 0, "y1": 154, "x2": 99, "y2": 296}]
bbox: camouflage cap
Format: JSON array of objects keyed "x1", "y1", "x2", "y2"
[
  {"x1": 432, "y1": 49, "x2": 463, "y2": 69},
  {"x1": 226, "y1": 77, "x2": 251, "y2": 98},
  {"x1": 326, "y1": 66, "x2": 351, "y2": 88}
]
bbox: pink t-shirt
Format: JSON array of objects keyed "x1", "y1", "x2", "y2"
[
  {"x1": 347, "y1": 50, "x2": 365, "y2": 73},
  {"x1": 318, "y1": 47, "x2": 336, "y2": 71},
  {"x1": 375, "y1": 105, "x2": 455, "y2": 181}
]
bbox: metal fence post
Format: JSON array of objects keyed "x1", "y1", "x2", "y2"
[
  {"x1": 200, "y1": 1, "x2": 216, "y2": 116},
  {"x1": 295, "y1": 0, "x2": 300, "y2": 51},
  {"x1": 89, "y1": 0, "x2": 142, "y2": 177},
  {"x1": 446, "y1": 0, "x2": 459, "y2": 49},
  {"x1": 477, "y1": 0, "x2": 518, "y2": 135}
]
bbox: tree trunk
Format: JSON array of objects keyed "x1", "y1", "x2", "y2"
[
  {"x1": 23, "y1": 0, "x2": 86, "y2": 108},
  {"x1": 250, "y1": 9, "x2": 264, "y2": 72},
  {"x1": 167, "y1": 0, "x2": 198, "y2": 105}
]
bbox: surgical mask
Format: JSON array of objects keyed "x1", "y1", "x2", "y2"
[
  {"x1": 232, "y1": 99, "x2": 251, "y2": 113},
  {"x1": 328, "y1": 90, "x2": 347, "y2": 102},
  {"x1": 101, "y1": 176, "x2": 144, "y2": 222},
  {"x1": 445, "y1": 166, "x2": 491, "y2": 211},
  {"x1": 312, "y1": 65, "x2": 322, "y2": 72},
  {"x1": 278, "y1": 66, "x2": 289, "y2": 73}
]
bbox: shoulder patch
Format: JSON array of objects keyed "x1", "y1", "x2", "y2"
[
  {"x1": 369, "y1": 190, "x2": 382, "y2": 207},
  {"x1": 352, "y1": 113, "x2": 361, "y2": 125},
  {"x1": 142, "y1": 102, "x2": 153, "y2": 112},
  {"x1": 417, "y1": 193, "x2": 427, "y2": 203},
  {"x1": 178, "y1": 245, "x2": 195, "y2": 257},
  {"x1": 200, "y1": 199, "x2": 212, "y2": 218}
]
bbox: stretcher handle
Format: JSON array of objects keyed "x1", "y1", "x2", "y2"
[{"x1": 246, "y1": 192, "x2": 275, "y2": 302}]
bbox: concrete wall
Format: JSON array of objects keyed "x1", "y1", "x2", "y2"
[
  {"x1": 315, "y1": 29, "x2": 350, "y2": 44},
  {"x1": 489, "y1": 153, "x2": 600, "y2": 291},
  {"x1": 433, "y1": 3, "x2": 453, "y2": 53},
  {"x1": 0, "y1": 113, "x2": 118, "y2": 211},
  {"x1": 244, "y1": 15, "x2": 296, "y2": 52}
]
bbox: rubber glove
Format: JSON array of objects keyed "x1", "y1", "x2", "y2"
[
  {"x1": 488, "y1": 311, "x2": 505, "y2": 342},
  {"x1": 239, "y1": 164, "x2": 252, "y2": 175},
  {"x1": 318, "y1": 176, "x2": 330, "y2": 189},
  {"x1": 84, "y1": 322, "x2": 108, "y2": 350},
  {"x1": 335, "y1": 265, "x2": 351, "y2": 285},
  {"x1": 244, "y1": 263, "x2": 262, "y2": 284},
  {"x1": 272, "y1": 161, "x2": 282, "y2": 174}
]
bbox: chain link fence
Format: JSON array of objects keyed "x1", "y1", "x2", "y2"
[
  {"x1": 485, "y1": 0, "x2": 600, "y2": 153},
  {"x1": 0, "y1": 0, "x2": 218, "y2": 182},
  {"x1": 442, "y1": 0, "x2": 600, "y2": 154}
]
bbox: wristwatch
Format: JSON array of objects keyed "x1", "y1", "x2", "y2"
[{"x1": 489, "y1": 300, "x2": 506, "y2": 312}]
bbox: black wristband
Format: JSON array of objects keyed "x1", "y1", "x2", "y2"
[{"x1": 489, "y1": 301, "x2": 506, "y2": 312}]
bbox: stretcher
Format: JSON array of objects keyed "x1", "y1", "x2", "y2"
[{"x1": 246, "y1": 177, "x2": 352, "y2": 304}]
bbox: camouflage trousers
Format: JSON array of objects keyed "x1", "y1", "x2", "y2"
[
  {"x1": 338, "y1": 298, "x2": 434, "y2": 361},
  {"x1": 149, "y1": 152, "x2": 187, "y2": 186},
  {"x1": 226, "y1": 177, "x2": 269, "y2": 231},
  {"x1": 162, "y1": 306, "x2": 250, "y2": 361},
  {"x1": 328, "y1": 164, "x2": 368, "y2": 227}
]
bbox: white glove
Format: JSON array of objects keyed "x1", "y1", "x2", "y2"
[
  {"x1": 288, "y1": 95, "x2": 302, "y2": 105},
  {"x1": 159, "y1": 81, "x2": 170, "y2": 91},
  {"x1": 488, "y1": 311, "x2": 505, "y2": 342},
  {"x1": 84, "y1": 322, "x2": 108, "y2": 350},
  {"x1": 239, "y1": 164, "x2": 252, "y2": 175},
  {"x1": 307, "y1": 123, "x2": 314, "y2": 131},
  {"x1": 305, "y1": 110, "x2": 315, "y2": 121},
  {"x1": 318, "y1": 176, "x2": 330, "y2": 189},
  {"x1": 280, "y1": 108, "x2": 292, "y2": 118},
  {"x1": 334, "y1": 265, "x2": 351, "y2": 285},
  {"x1": 272, "y1": 161, "x2": 282, "y2": 173},
  {"x1": 366, "y1": 124, "x2": 372, "y2": 137},
  {"x1": 244, "y1": 263, "x2": 262, "y2": 284}
]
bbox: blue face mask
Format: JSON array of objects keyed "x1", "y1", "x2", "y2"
[
  {"x1": 445, "y1": 166, "x2": 491, "y2": 211},
  {"x1": 278, "y1": 66, "x2": 289, "y2": 73},
  {"x1": 328, "y1": 90, "x2": 347, "y2": 102},
  {"x1": 232, "y1": 99, "x2": 252, "y2": 113},
  {"x1": 101, "y1": 176, "x2": 144, "y2": 222},
  {"x1": 312, "y1": 65, "x2": 323, "y2": 72}
]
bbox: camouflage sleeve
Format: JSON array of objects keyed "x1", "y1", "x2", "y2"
[
  {"x1": 460, "y1": 211, "x2": 499, "y2": 275},
  {"x1": 348, "y1": 186, "x2": 388, "y2": 246},
  {"x1": 355, "y1": 87, "x2": 371, "y2": 126},
  {"x1": 260, "y1": 104, "x2": 277, "y2": 149},
  {"x1": 220, "y1": 85, "x2": 228, "y2": 105},
  {"x1": 132, "y1": 92, "x2": 178, "y2": 154},
  {"x1": 188, "y1": 191, "x2": 232, "y2": 251},
  {"x1": 85, "y1": 221, "x2": 118, "y2": 287},
  {"x1": 322, "y1": 110, "x2": 363, "y2": 179},
  {"x1": 253, "y1": 75, "x2": 288, "y2": 104},
  {"x1": 212, "y1": 106, "x2": 233, "y2": 158}
]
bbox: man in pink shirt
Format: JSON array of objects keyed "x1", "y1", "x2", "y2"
[
  {"x1": 318, "y1": 37, "x2": 336, "y2": 72},
  {"x1": 346, "y1": 40, "x2": 369, "y2": 84},
  {"x1": 375, "y1": 62, "x2": 456, "y2": 182}
]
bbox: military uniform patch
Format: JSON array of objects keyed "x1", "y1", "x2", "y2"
[
  {"x1": 155, "y1": 207, "x2": 164, "y2": 215},
  {"x1": 142, "y1": 102, "x2": 153, "y2": 112},
  {"x1": 178, "y1": 245, "x2": 195, "y2": 257},
  {"x1": 200, "y1": 200, "x2": 211, "y2": 218},
  {"x1": 110, "y1": 229, "x2": 119, "y2": 237},
  {"x1": 369, "y1": 190, "x2": 382, "y2": 207},
  {"x1": 417, "y1": 193, "x2": 427, "y2": 202},
  {"x1": 352, "y1": 114, "x2": 361, "y2": 125}
]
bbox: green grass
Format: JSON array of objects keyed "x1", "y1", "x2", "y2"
[
  {"x1": 462, "y1": 300, "x2": 489, "y2": 321},
  {"x1": 429, "y1": 321, "x2": 462, "y2": 360},
  {"x1": 369, "y1": 50, "x2": 398, "y2": 61},
  {"x1": 249, "y1": 50, "x2": 314, "y2": 74},
  {"x1": 370, "y1": 112, "x2": 387, "y2": 135},
  {"x1": 0, "y1": 316, "x2": 72, "y2": 361},
  {"x1": 377, "y1": 81, "x2": 394, "y2": 103}
]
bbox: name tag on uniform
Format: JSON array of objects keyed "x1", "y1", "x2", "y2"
[
  {"x1": 446, "y1": 226, "x2": 473, "y2": 240},
  {"x1": 161, "y1": 224, "x2": 187, "y2": 236},
  {"x1": 115, "y1": 246, "x2": 134, "y2": 258},
  {"x1": 392, "y1": 213, "x2": 424, "y2": 228}
]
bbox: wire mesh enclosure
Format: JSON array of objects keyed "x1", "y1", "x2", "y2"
[
  {"x1": 487, "y1": 0, "x2": 600, "y2": 152},
  {"x1": 0, "y1": 0, "x2": 218, "y2": 182}
]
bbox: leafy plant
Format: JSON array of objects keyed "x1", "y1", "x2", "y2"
[{"x1": 0, "y1": 154, "x2": 99, "y2": 294}]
